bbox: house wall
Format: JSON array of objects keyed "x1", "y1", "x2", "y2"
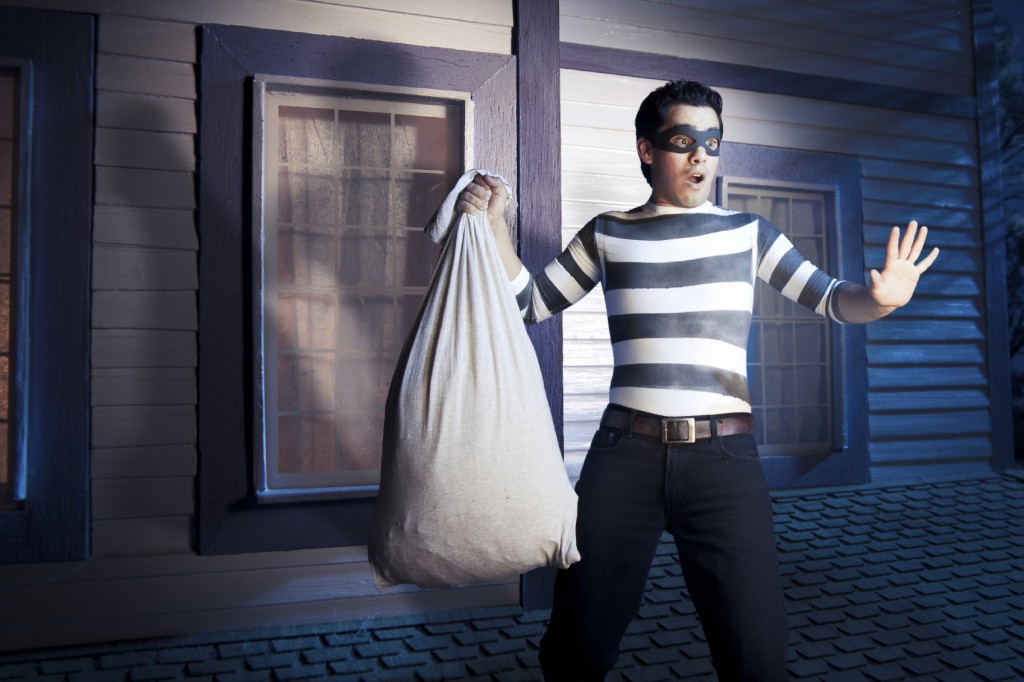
[
  {"x1": 558, "y1": 0, "x2": 994, "y2": 482},
  {"x1": 0, "y1": 0, "x2": 998, "y2": 655},
  {"x1": 0, "y1": 0, "x2": 517, "y2": 653},
  {"x1": 559, "y1": 0, "x2": 975, "y2": 96}
]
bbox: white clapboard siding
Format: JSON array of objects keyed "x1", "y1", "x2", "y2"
[
  {"x1": 98, "y1": 15, "x2": 198, "y2": 62},
  {"x1": 95, "y1": 168, "x2": 196, "y2": 210},
  {"x1": 91, "y1": 517, "x2": 195, "y2": 556},
  {"x1": 92, "y1": 368, "x2": 196, "y2": 406},
  {"x1": 93, "y1": 245, "x2": 197, "y2": 291},
  {"x1": 97, "y1": 54, "x2": 197, "y2": 99},
  {"x1": 2, "y1": 0, "x2": 512, "y2": 54},
  {"x1": 94, "y1": 206, "x2": 198, "y2": 250},
  {"x1": 559, "y1": 72, "x2": 660, "y2": 467},
  {"x1": 95, "y1": 129, "x2": 195, "y2": 172},
  {"x1": 92, "y1": 444, "x2": 196, "y2": 479},
  {"x1": 97, "y1": 92, "x2": 197, "y2": 134},
  {"x1": 560, "y1": 0, "x2": 971, "y2": 96},
  {"x1": 92, "y1": 405, "x2": 197, "y2": 450},
  {"x1": 558, "y1": 66, "x2": 990, "y2": 478},
  {"x1": 867, "y1": 342, "x2": 983, "y2": 365},
  {"x1": 92, "y1": 330, "x2": 197, "y2": 368},
  {"x1": 93, "y1": 246, "x2": 197, "y2": 290},
  {"x1": 870, "y1": 436, "x2": 992, "y2": 463},
  {"x1": 92, "y1": 291, "x2": 197, "y2": 331},
  {"x1": 92, "y1": 477, "x2": 196, "y2": 520},
  {"x1": 868, "y1": 389, "x2": 989, "y2": 412},
  {"x1": 90, "y1": 16, "x2": 197, "y2": 561}
]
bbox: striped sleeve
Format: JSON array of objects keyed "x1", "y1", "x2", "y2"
[
  {"x1": 756, "y1": 219, "x2": 849, "y2": 324},
  {"x1": 510, "y1": 220, "x2": 602, "y2": 324}
]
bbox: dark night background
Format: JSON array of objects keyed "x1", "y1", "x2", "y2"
[{"x1": 992, "y1": 0, "x2": 1024, "y2": 462}]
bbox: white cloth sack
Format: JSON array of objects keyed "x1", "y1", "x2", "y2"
[{"x1": 368, "y1": 170, "x2": 580, "y2": 590}]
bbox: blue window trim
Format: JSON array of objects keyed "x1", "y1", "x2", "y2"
[
  {"x1": 0, "y1": 8, "x2": 93, "y2": 563},
  {"x1": 719, "y1": 142, "x2": 869, "y2": 488}
]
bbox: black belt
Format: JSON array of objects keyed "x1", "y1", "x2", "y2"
[{"x1": 600, "y1": 405, "x2": 754, "y2": 444}]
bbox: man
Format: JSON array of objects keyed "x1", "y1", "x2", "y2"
[{"x1": 458, "y1": 79, "x2": 938, "y2": 681}]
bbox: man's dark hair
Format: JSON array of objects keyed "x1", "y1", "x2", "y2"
[{"x1": 635, "y1": 79, "x2": 724, "y2": 186}]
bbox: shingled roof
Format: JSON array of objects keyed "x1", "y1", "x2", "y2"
[{"x1": 2, "y1": 471, "x2": 1023, "y2": 681}]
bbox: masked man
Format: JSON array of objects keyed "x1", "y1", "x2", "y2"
[{"x1": 458, "y1": 79, "x2": 938, "y2": 681}]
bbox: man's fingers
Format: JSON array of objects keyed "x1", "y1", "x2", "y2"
[
  {"x1": 458, "y1": 183, "x2": 491, "y2": 214},
  {"x1": 460, "y1": 182, "x2": 492, "y2": 210},
  {"x1": 916, "y1": 246, "x2": 940, "y2": 273},
  {"x1": 897, "y1": 220, "x2": 918, "y2": 260},
  {"x1": 907, "y1": 225, "x2": 928, "y2": 262},
  {"x1": 457, "y1": 198, "x2": 482, "y2": 215},
  {"x1": 465, "y1": 181, "x2": 490, "y2": 200},
  {"x1": 475, "y1": 172, "x2": 503, "y2": 189},
  {"x1": 458, "y1": 174, "x2": 509, "y2": 218},
  {"x1": 476, "y1": 173, "x2": 510, "y2": 199},
  {"x1": 885, "y1": 226, "x2": 901, "y2": 265}
]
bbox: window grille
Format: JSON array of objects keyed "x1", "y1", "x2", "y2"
[
  {"x1": 721, "y1": 179, "x2": 838, "y2": 456},
  {"x1": 254, "y1": 80, "x2": 464, "y2": 499}
]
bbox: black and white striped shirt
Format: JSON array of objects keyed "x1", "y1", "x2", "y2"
[{"x1": 508, "y1": 201, "x2": 849, "y2": 417}]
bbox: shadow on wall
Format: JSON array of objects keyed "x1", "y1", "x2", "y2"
[{"x1": 91, "y1": 93, "x2": 199, "y2": 557}]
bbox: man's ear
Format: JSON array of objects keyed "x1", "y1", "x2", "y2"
[{"x1": 637, "y1": 137, "x2": 654, "y2": 164}]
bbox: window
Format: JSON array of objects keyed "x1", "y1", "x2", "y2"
[
  {"x1": 721, "y1": 180, "x2": 837, "y2": 457},
  {"x1": 254, "y1": 80, "x2": 462, "y2": 499},
  {"x1": 717, "y1": 142, "x2": 868, "y2": 488},
  {"x1": 0, "y1": 8, "x2": 92, "y2": 563},
  {"x1": 0, "y1": 67, "x2": 19, "y2": 510},
  {"x1": 197, "y1": 25, "x2": 516, "y2": 553}
]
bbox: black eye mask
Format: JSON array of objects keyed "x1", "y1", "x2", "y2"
[{"x1": 652, "y1": 124, "x2": 721, "y2": 156}]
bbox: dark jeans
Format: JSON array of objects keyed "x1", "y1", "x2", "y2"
[{"x1": 539, "y1": 420, "x2": 789, "y2": 681}]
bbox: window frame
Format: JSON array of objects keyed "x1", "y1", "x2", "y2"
[
  {"x1": 717, "y1": 141, "x2": 869, "y2": 489},
  {"x1": 0, "y1": 8, "x2": 93, "y2": 563},
  {"x1": 0, "y1": 61, "x2": 29, "y2": 510},
  {"x1": 720, "y1": 177, "x2": 840, "y2": 457},
  {"x1": 197, "y1": 25, "x2": 516, "y2": 554}
]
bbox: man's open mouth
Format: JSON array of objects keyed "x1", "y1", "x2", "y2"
[{"x1": 686, "y1": 169, "x2": 706, "y2": 185}]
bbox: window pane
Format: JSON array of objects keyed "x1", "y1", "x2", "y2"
[
  {"x1": 340, "y1": 169, "x2": 389, "y2": 227},
  {"x1": 278, "y1": 166, "x2": 336, "y2": 225},
  {"x1": 278, "y1": 106, "x2": 334, "y2": 165},
  {"x1": 278, "y1": 228, "x2": 337, "y2": 287},
  {"x1": 393, "y1": 172, "x2": 450, "y2": 227},
  {"x1": 277, "y1": 354, "x2": 335, "y2": 411},
  {"x1": 0, "y1": 71, "x2": 13, "y2": 139},
  {"x1": 277, "y1": 293, "x2": 335, "y2": 350},
  {"x1": 337, "y1": 110, "x2": 389, "y2": 167},
  {"x1": 790, "y1": 199, "x2": 823, "y2": 235},
  {"x1": 0, "y1": 141, "x2": 11, "y2": 207},
  {"x1": 724, "y1": 183, "x2": 835, "y2": 456},
  {"x1": 278, "y1": 414, "x2": 335, "y2": 473},
  {"x1": 394, "y1": 114, "x2": 451, "y2": 170},
  {"x1": 261, "y1": 88, "x2": 455, "y2": 495}
]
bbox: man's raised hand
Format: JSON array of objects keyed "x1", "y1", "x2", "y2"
[{"x1": 868, "y1": 220, "x2": 940, "y2": 310}]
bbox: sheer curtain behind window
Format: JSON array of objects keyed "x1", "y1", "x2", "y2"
[{"x1": 262, "y1": 89, "x2": 460, "y2": 497}]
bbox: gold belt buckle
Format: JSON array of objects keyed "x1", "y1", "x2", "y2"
[{"x1": 662, "y1": 417, "x2": 696, "y2": 444}]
